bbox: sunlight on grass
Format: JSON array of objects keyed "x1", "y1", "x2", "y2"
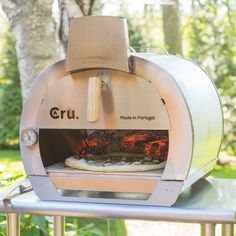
[
  {"x1": 0, "y1": 150, "x2": 25, "y2": 187},
  {"x1": 0, "y1": 150, "x2": 21, "y2": 162},
  {"x1": 211, "y1": 164, "x2": 236, "y2": 179}
]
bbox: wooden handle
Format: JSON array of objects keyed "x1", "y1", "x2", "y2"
[{"x1": 87, "y1": 77, "x2": 102, "y2": 122}]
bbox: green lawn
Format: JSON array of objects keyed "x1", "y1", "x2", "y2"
[
  {"x1": 211, "y1": 164, "x2": 236, "y2": 178},
  {"x1": 0, "y1": 150, "x2": 25, "y2": 187}
]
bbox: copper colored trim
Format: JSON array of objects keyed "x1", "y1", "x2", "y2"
[{"x1": 51, "y1": 176, "x2": 156, "y2": 193}]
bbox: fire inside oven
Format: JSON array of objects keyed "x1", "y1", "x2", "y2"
[{"x1": 39, "y1": 129, "x2": 169, "y2": 170}]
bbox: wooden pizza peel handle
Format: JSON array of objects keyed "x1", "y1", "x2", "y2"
[{"x1": 87, "y1": 77, "x2": 102, "y2": 122}]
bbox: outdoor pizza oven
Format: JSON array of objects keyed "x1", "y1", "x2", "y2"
[{"x1": 20, "y1": 16, "x2": 223, "y2": 206}]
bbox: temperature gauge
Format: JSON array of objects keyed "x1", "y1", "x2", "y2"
[{"x1": 20, "y1": 128, "x2": 38, "y2": 147}]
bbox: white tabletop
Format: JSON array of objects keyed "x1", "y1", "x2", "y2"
[{"x1": 0, "y1": 178, "x2": 236, "y2": 224}]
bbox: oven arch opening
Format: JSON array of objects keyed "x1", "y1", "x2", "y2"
[{"x1": 39, "y1": 128, "x2": 169, "y2": 173}]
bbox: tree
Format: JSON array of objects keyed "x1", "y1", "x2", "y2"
[
  {"x1": 58, "y1": 0, "x2": 84, "y2": 50},
  {"x1": 58, "y1": 0, "x2": 101, "y2": 50},
  {"x1": 162, "y1": 0, "x2": 183, "y2": 55},
  {"x1": 0, "y1": 0, "x2": 101, "y2": 100},
  {"x1": 0, "y1": 0, "x2": 63, "y2": 101},
  {"x1": 0, "y1": 26, "x2": 21, "y2": 149},
  {"x1": 186, "y1": 0, "x2": 236, "y2": 155}
]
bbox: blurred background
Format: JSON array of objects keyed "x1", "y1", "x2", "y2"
[{"x1": 0, "y1": 0, "x2": 235, "y2": 235}]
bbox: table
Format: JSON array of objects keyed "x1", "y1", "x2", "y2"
[{"x1": 0, "y1": 178, "x2": 236, "y2": 236}]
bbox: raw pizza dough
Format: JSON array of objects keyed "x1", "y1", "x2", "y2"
[{"x1": 65, "y1": 153, "x2": 166, "y2": 172}]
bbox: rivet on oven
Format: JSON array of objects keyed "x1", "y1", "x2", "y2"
[{"x1": 161, "y1": 98, "x2": 166, "y2": 105}]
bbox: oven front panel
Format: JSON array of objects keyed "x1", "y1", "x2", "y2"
[{"x1": 36, "y1": 70, "x2": 171, "y2": 130}]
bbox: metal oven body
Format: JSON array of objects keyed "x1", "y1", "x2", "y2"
[{"x1": 20, "y1": 16, "x2": 223, "y2": 206}]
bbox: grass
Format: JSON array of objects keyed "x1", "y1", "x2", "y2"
[
  {"x1": 0, "y1": 150, "x2": 25, "y2": 187},
  {"x1": 211, "y1": 164, "x2": 236, "y2": 178},
  {"x1": 0, "y1": 149, "x2": 21, "y2": 162}
]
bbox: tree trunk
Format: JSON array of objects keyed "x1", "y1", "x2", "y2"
[
  {"x1": 0, "y1": 0, "x2": 62, "y2": 101},
  {"x1": 58, "y1": 0, "x2": 99, "y2": 51},
  {"x1": 162, "y1": 0, "x2": 183, "y2": 55},
  {"x1": 59, "y1": 0, "x2": 83, "y2": 51},
  {"x1": 0, "y1": 0, "x2": 98, "y2": 100}
]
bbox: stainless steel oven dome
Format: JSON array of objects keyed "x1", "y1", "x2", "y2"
[{"x1": 20, "y1": 16, "x2": 223, "y2": 206}]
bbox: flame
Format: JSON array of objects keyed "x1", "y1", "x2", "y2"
[
  {"x1": 65, "y1": 130, "x2": 168, "y2": 159},
  {"x1": 85, "y1": 137, "x2": 99, "y2": 147},
  {"x1": 144, "y1": 140, "x2": 168, "y2": 156},
  {"x1": 121, "y1": 133, "x2": 149, "y2": 151}
]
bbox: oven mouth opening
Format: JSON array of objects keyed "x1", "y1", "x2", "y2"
[{"x1": 39, "y1": 129, "x2": 169, "y2": 173}]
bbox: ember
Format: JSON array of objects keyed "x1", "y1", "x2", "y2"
[{"x1": 63, "y1": 130, "x2": 169, "y2": 160}]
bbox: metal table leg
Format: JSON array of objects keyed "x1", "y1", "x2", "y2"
[
  {"x1": 201, "y1": 223, "x2": 215, "y2": 236},
  {"x1": 54, "y1": 215, "x2": 64, "y2": 236},
  {"x1": 7, "y1": 213, "x2": 19, "y2": 236},
  {"x1": 222, "y1": 224, "x2": 234, "y2": 236}
]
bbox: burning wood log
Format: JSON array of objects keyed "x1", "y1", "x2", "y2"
[{"x1": 62, "y1": 129, "x2": 169, "y2": 160}]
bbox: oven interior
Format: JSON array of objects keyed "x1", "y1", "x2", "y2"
[{"x1": 39, "y1": 128, "x2": 169, "y2": 200}]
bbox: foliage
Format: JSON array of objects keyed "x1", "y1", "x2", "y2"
[
  {"x1": 0, "y1": 215, "x2": 6, "y2": 236},
  {"x1": 211, "y1": 164, "x2": 236, "y2": 179},
  {"x1": 0, "y1": 214, "x2": 127, "y2": 236},
  {"x1": 0, "y1": 150, "x2": 25, "y2": 187},
  {"x1": 184, "y1": 0, "x2": 236, "y2": 155},
  {"x1": 20, "y1": 215, "x2": 52, "y2": 236},
  {"x1": 1, "y1": 213, "x2": 127, "y2": 236},
  {"x1": 66, "y1": 218, "x2": 127, "y2": 236},
  {"x1": 0, "y1": 26, "x2": 21, "y2": 149},
  {"x1": 127, "y1": 10, "x2": 164, "y2": 53}
]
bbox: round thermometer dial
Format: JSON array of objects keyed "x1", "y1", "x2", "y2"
[{"x1": 20, "y1": 128, "x2": 38, "y2": 147}]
